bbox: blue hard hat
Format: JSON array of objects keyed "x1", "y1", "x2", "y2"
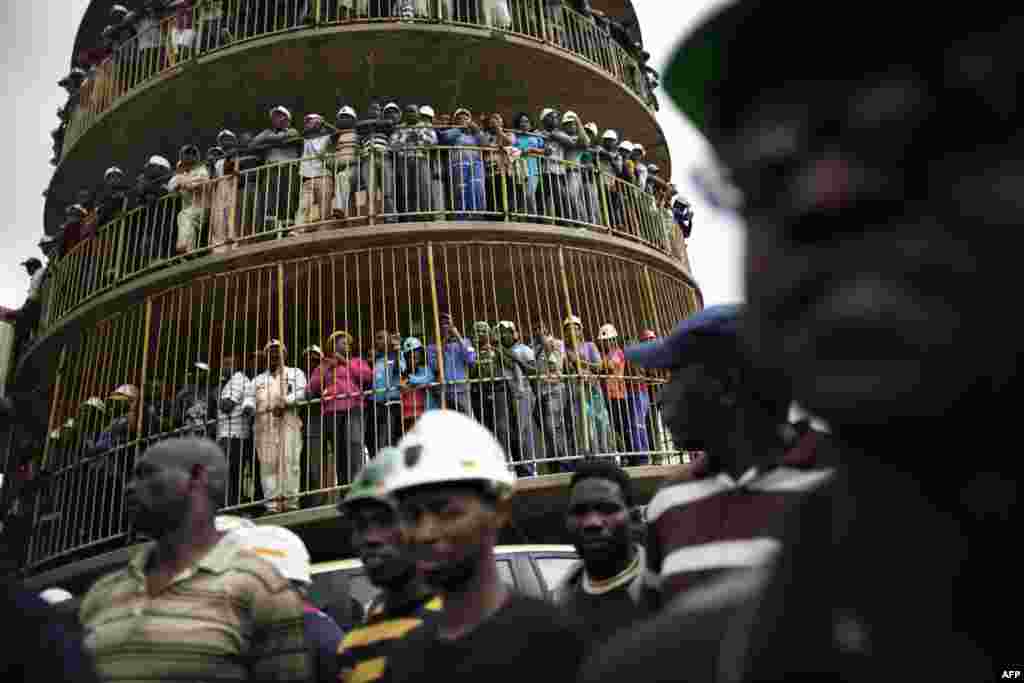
[{"x1": 624, "y1": 304, "x2": 742, "y2": 369}]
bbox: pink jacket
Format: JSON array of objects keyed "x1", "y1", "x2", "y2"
[{"x1": 307, "y1": 358, "x2": 373, "y2": 413}]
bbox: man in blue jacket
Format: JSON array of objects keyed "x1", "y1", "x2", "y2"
[{"x1": 427, "y1": 312, "x2": 476, "y2": 416}]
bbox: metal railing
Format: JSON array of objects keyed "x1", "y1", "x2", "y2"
[
  {"x1": 39, "y1": 143, "x2": 687, "y2": 332},
  {"x1": 61, "y1": 0, "x2": 652, "y2": 157},
  {"x1": 22, "y1": 240, "x2": 697, "y2": 570}
]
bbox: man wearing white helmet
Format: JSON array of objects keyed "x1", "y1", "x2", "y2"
[
  {"x1": 401, "y1": 337, "x2": 436, "y2": 430},
  {"x1": 80, "y1": 438, "x2": 310, "y2": 683},
  {"x1": 384, "y1": 410, "x2": 585, "y2": 681},
  {"x1": 252, "y1": 106, "x2": 301, "y2": 231},
  {"x1": 336, "y1": 448, "x2": 441, "y2": 683},
  {"x1": 332, "y1": 106, "x2": 359, "y2": 218},
  {"x1": 231, "y1": 524, "x2": 345, "y2": 683},
  {"x1": 96, "y1": 166, "x2": 130, "y2": 227},
  {"x1": 563, "y1": 315, "x2": 613, "y2": 458},
  {"x1": 296, "y1": 113, "x2": 336, "y2": 227},
  {"x1": 596, "y1": 130, "x2": 624, "y2": 227},
  {"x1": 169, "y1": 144, "x2": 211, "y2": 255},
  {"x1": 559, "y1": 111, "x2": 592, "y2": 224},
  {"x1": 595, "y1": 323, "x2": 642, "y2": 463},
  {"x1": 494, "y1": 320, "x2": 539, "y2": 476}
]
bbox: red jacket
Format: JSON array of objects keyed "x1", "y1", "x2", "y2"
[{"x1": 307, "y1": 357, "x2": 373, "y2": 413}]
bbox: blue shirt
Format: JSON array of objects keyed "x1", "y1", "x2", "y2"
[
  {"x1": 439, "y1": 128, "x2": 485, "y2": 163},
  {"x1": 515, "y1": 132, "x2": 544, "y2": 178},
  {"x1": 407, "y1": 365, "x2": 439, "y2": 410},
  {"x1": 371, "y1": 352, "x2": 405, "y2": 402},
  {"x1": 304, "y1": 605, "x2": 344, "y2": 683},
  {"x1": 427, "y1": 338, "x2": 477, "y2": 392}
]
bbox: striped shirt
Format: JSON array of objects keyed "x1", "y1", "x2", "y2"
[
  {"x1": 79, "y1": 535, "x2": 311, "y2": 683},
  {"x1": 218, "y1": 372, "x2": 252, "y2": 439},
  {"x1": 336, "y1": 594, "x2": 442, "y2": 683},
  {"x1": 645, "y1": 434, "x2": 834, "y2": 601}
]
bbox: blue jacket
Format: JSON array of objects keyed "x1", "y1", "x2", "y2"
[
  {"x1": 407, "y1": 364, "x2": 439, "y2": 410},
  {"x1": 439, "y1": 128, "x2": 485, "y2": 164},
  {"x1": 427, "y1": 338, "x2": 477, "y2": 392},
  {"x1": 371, "y1": 352, "x2": 405, "y2": 402}
]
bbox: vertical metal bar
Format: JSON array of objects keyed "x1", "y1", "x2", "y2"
[
  {"x1": 41, "y1": 348, "x2": 67, "y2": 470},
  {"x1": 426, "y1": 242, "x2": 446, "y2": 408},
  {"x1": 642, "y1": 267, "x2": 662, "y2": 335},
  {"x1": 277, "y1": 263, "x2": 286, "y2": 349},
  {"x1": 136, "y1": 299, "x2": 153, "y2": 436}
]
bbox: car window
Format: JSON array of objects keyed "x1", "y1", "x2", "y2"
[
  {"x1": 535, "y1": 557, "x2": 578, "y2": 592},
  {"x1": 497, "y1": 559, "x2": 516, "y2": 588}
]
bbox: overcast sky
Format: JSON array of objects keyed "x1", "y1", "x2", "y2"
[{"x1": 0, "y1": 0, "x2": 743, "y2": 312}]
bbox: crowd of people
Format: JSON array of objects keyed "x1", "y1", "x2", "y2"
[
  {"x1": 51, "y1": 0, "x2": 659, "y2": 165},
  {"x1": 46, "y1": 103, "x2": 690, "y2": 265},
  {"x1": 38, "y1": 314, "x2": 667, "y2": 531}
]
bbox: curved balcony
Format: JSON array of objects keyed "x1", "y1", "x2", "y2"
[
  {"x1": 60, "y1": 0, "x2": 654, "y2": 164},
  {"x1": 23, "y1": 237, "x2": 698, "y2": 571},
  {"x1": 37, "y1": 144, "x2": 691, "y2": 336}
]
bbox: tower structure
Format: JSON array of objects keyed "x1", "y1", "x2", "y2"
[{"x1": 8, "y1": 0, "x2": 701, "y2": 595}]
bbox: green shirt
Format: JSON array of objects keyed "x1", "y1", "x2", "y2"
[{"x1": 80, "y1": 535, "x2": 311, "y2": 683}]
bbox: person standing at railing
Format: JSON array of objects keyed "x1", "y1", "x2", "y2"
[
  {"x1": 559, "y1": 111, "x2": 592, "y2": 224},
  {"x1": 579, "y1": 121, "x2": 601, "y2": 224},
  {"x1": 131, "y1": 3, "x2": 166, "y2": 79},
  {"x1": 217, "y1": 354, "x2": 257, "y2": 508},
  {"x1": 479, "y1": 112, "x2": 516, "y2": 218},
  {"x1": 390, "y1": 105, "x2": 438, "y2": 219},
  {"x1": 536, "y1": 107, "x2": 568, "y2": 222},
  {"x1": 96, "y1": 166, "x2": 130, "y2": 226},
  {"x1": 482, "y1": 0, "x2": 511, "y2": 29},
  {"x1": 544, "y1": 0, "x2": 565, "y2": 44},
  {"x1": 169, "y1": 0, "x2": 197, "y2": 64},
  {"x1": 509, "y1": 112, "x2": 544, "y2": 217},
  {"x1": 367, "y1": 330, "x2": 405, "y2": 456},
  {"x1": 332, "y1": 106, "x2": 360, "y2": 219},
  {"x1": 295, "y1": 113, "x2": 336, "y2": 229},
  {"x1": 244, "y1": 339, "x2": 306, "y2": 513},
  {"x1": 356, "y1": 101, "x2": 397, "y2": 219},
  {"x1": 469, "y1": 320, "x2": 500, "y2": 441},
  {"x1": 494, "y1": 321, "x2": 539, "y2": 477},
  {"x1": 174, "y1": 360, "x2": 219, "y2": 439},
  {"x1": 293, "y1": 330, "x2": 372, "y2": 487},
  {"x1": 530, "y1": 320, "x2": 572, "y2": 472},
  {"x1": 438, "y1": 107, "x2": 487, "y2": 218},
  {"x1": 135, "y1": 153, "x2": 175, "y2": 263},
  {"x1": 672, "y1": 195, "x2": 693, "y2": 240},
  {"x1": 416, "y1": 105, "x2": 446, "y2": 219},
  {"x1": 631, "y1": 144, "x2": 647, "y2": 190},
  {"x1": 595, "y1": 324, "x2": 638, "y2": 462},
  {"x1": 563, "y1": 315, "x2": 612, "y2": 458},
  {"x1": 400, "y1": 337, "x2": 436, "y2": 432},
  {"x1": 252, "y1": 106, "x2": 301, "y2": 231},
  {"x1": 208, "y1": 130, "x2": 240, "y2": 248},
  {"x1": 168, "y1": 144, "x2": 211, "y2": 255},
  {"x1": 427, "y1": 312, "x2": 476, "y2": 415}
]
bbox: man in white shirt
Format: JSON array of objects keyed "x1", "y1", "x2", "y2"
[
  {"x1": 217, "y1": 355, "x2": 254, "y2": 508},
  {"x1": 243, "y1": 340, "x2": 306, "y2": 513},
  {"x1": 295, "y1": 113, "x2": 334, "y2": 227}
]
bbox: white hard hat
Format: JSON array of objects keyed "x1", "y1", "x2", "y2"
[
  {"x1": 402, "y1": 337, "x2": 423, "y2": 354},
  {"x1": 634, "y1": 144, "x2": 645, "y2": 153},
  {"x1": 495, "y1": 320, "x2": 517, "y2": 333},
  {"x1": 217, "y1": 129, "x2": 237, "y2": 141},
  {"x1": 619, "y1": 140, "x2": 634, "y2": 152},
  {"x1": 388, "y1": 410, "x2": 516, "y2": 498},
  {"x1": 584, "y1": 122, "x2": 599, "y2": 135},
  {"x1": 39, "y1": 588, "x2": 74, "y2": 605},
  {"x1": 304, "y1": 112, "x2": 323, "y2": 122},
  {"x1": 63, "y1": 418, "x2": 75, "y2": 430},
  {"x1": 264, "y1": 339, "x2": 286, "y2": 352},
  {"x1": 232, "y1": 525, "x2": 312, "y2": 585},
  {"x1": 302, "y1": 344, "x2": 323, "y2": 357},
  {"x1": 104, "y1": 166, "x2": 124, "y2": 179},
  {"x1": 418, "y1": 105, "x2": 436, "y2": 118},
  {"x1": 337, "y1": 105, "x2": 357, "y2": 119},
  {"x1": 453, "y1": 107, "x2": 471, "y2": 118},
  {"x1": 597, "y1": 323, "x2": 619, "y2": 340},
  {"x1": 83, "y1": 397, "x2": 106, "y2": 412},
  {"x1": 214, "y1": 514, "x2": 256, "y2": 532},
  {"x1": 602, "y1": 129, "x2": 619, "y2": 140},
  {"x1": 563, "y1": 314, "x2": 583, "y2": 328},
  {"x1": 147, "y1": 155, "x2": 171, "y2": 169},
  {"x1": 648, "y1": 163, "x2": 660, "y2": 172},
  {"x1": 561, "y1": 110, "x2": 579, "y2": 123},
  {"x1": 383, "y1": 102, "x2": 401, "y2": 113},
  {"x1": 109, "y1": 383, "x2": 139, "y2": 401},
  {"x1": 539, "y1": 107, "x2": 555, "y2": 121},
  {"x1": 270, "y1": 105, "x2": 292, "y2": 120}
]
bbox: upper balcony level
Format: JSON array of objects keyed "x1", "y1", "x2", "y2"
[
  {"x1": 29, "y1": 142, "x2": 692, "y2": 354},
  {"x1": 51, "y1": 0, "x2": 662, "y2": 228}
]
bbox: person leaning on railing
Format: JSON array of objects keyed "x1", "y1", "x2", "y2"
[
  {"x1": 295, "y1": 113, "x2": 336, "y2": 228},
  {"x1": 438, "y1": 107, "x2": 488, "y2": 218},
  {"x1": 252, "y1": 105, "x2": 301, "y2": 231},
  {"x1": 168, "y1": 144, "x2": 211, "y2": 255},
  {"x1": 389, "y1": 104, "x2": 440, "y2": 220},
  {"x1": 330, "y1": 106, "x2": 359, "y2": 219},
  {"x1": 479, "y1": 112, "x2": 516, "y2": 219},
  {"x1": 356, "y1": 101, "x2": 397, "y2": 218},
  {"x1": 559, "y1": 110, "x2": 592, "y2": 224}
]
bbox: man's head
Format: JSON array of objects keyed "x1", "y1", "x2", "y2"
[
  {"x1": 566, "y1": 460, "x2": 634, "y2": 571},
  {"x1": 513, "y1": 112, "x2": 532, "y2": 131},
  {"x1": 473, "y1": 321, "x2": 492, "y2": 346},
  {"x1": 207, "y1": 146, "x2": 225, "y2": 164},
  {"x1": 601, "y1": 129, "x2": 619, "y2": 151},
  {"x1": 541, "y1": 107, "x2": 560, "y2": 131},
  {"x1": 389, "y1": 411, "x2": 516, "y2": 593},
  {"x1": 439, "y1": 313, "x2": 453, "y2": 339},
  {"x1": 341, "y1": 448, "x2": 413, "y2": 589},
  {"x1": 327, "y1": 330, "x2": 352, "y2": 356},
  {"x1": 488, "y1": 112, "x2": 504, "y2": 131},
  {"x1": 390, "y1": 333, "x2": 402, "y2": 353},
  {"x1": 216, "y1": 129, "x2": 237, "y2": 151},
  {"x1": 367, "y1": 101, "x2": 382, "y2": 119},
  {"x1": 75, "y1": 188, "x2": 93, "y2": 206},
  {"x1": 496, "y1": 321, "x2": 517, "y2": 348},
  {"x1": 269, "y1": 105, "x2": 291, "y2": 130},
  {"x1": 382, "y1": 102, "x2": 401, "y2": 123},
  {"x1": 664, "y1": 5, "x2": 1021, "y2": 430},
  {"x1": 303, "y1": 113, "x2": 323, "y2": 134},
  {"x1": 561, "y1": 111, "x2": 579, "y2": 136},
  {"x1": 418, "y1": 105, "x2": 436, "y2": 125},
  {"x1": 403, "y1": 104, "x2": 420, "y2": 125},
  {"x1": 65, "y1": 203, "x2": 86, "y2": 222},
  {"x1": 301, "y1": 346, "x2": 322, "y2": 370},
  {"x1": 631, "y1": 144, "x2": 645, "y2": 161},
  {"x1": 21, "y1": 257, "x2": 42, "y2": 274},
  {"x1": 265, "y1": 340, "x2": 285, "y2": 370},
  {"x1": 125, "y1": 437, "x2": 227, "y2": 538},
  {"x1": 453, "y1": 108, "x2": 471, "y2": 127},
  {"x1": 179, "y1": 144, "x2": 201, "y2": 165},
  {"x1": 104, "y1": 166, "x2": 125, "y2": 187},
  {"x1": 375, "y1": 330, "x2": 390, "y2": 354},
  {"x1": 626, "y1": 305, "x2": 790, "y2": 453},
  {"x1": 596, "y1": 323, "x2": 619, "y2": 351},
  {"x1": 563, "y1": 315, "x2": 584, "y2": 344},
  {"x1": 336, "y1": 106, "x2": 357, "y2": 129}
]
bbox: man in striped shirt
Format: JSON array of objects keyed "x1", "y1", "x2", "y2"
[
  {"x1": 79, "y1": 437, "x2": 311, "y2": 683},
  {"x1": 336, "y1": 448, "x2": 440, "y2": 683}
]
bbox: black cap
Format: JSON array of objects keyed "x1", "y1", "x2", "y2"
[{"x1": 21, "y1": 257, "x2": 42, "y2": 268}]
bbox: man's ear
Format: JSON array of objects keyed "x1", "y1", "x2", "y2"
[{"x1": 491, "y1": 495, "x2": 513, "y2": 530}]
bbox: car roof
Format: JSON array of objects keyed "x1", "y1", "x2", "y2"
[{"x1": 310, "y1": 545, "x2": 576, "y2": 575}]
